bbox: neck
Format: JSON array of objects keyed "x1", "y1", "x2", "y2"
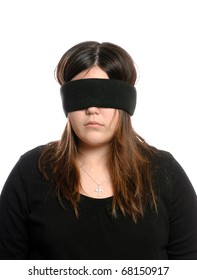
[
  {"x1": 77, "y1": 142, "x2": 110, "y2": 169},
  {"x1": 77, "y1": 142, "x2": 113, "y2": 198}
]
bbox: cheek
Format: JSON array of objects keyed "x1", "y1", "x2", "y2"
[
  {"x1": 68, "y1": 112, "x2": 82, "y2": 125},
  {"x1": 107, "y1": 110, "x2": 119, "y2": 131},
  {"x1": 68, "y1": 114, "x2": 82, "y2": 134}
]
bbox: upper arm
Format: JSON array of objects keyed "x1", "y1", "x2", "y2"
[
  {"x1": 0, "y1": 159, "x2": 30, "y2": 259},
  {"x1": 167, "y1": 158, "x2": 197, "y2": 259}
]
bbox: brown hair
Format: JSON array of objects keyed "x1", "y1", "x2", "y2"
[{"x1": 39, "y1": 41, "x2": 158, "y2": 222}]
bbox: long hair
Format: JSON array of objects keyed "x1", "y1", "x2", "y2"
[{"x1": 39, "y1": 41, "x2": 158, "y2": 222}]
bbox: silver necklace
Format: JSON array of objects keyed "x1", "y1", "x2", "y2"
[{"x1": 79, "y1": 164, "x2": 107, "y2": 197}]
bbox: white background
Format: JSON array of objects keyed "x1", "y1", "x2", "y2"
[{"x1": 0, "y1": 0, "x2": 196, "y2": 192}]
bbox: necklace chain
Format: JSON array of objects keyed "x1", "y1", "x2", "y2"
[{"x1": 79, "y1": 163, "x2": 106, "y2": 197}]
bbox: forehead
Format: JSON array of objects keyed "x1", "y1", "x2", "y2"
[{"x1": 72, "y1": 66, "x2": 108, "y2": 80}]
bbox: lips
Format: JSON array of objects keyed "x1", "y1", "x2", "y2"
[{"x1": 85, "y1": 121, "x2": 103, "y2": 126}]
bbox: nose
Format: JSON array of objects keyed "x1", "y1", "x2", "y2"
[{"x1": 86, "y1": 107, "x2": 100, "y2": 115}]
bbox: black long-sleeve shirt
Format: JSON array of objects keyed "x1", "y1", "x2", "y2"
[{"x1": 0, "y1": 146, "x2": 197, "y2": 259}]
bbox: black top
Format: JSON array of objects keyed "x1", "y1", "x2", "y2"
[{"x1": 0, "y1": 146, "x2": 197, "y2": 260}]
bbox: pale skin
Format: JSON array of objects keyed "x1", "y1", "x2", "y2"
[{"x1": 68, "y1": 66, "x2": 119, "y2": 198}]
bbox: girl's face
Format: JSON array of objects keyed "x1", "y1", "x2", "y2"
[{"x1": 68, "y1": 66, "x2": 119, "y2": 148}]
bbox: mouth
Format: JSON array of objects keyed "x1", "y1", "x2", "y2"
[{"x1": 85, "y1": 121, "x2": 104, "y2": 127}]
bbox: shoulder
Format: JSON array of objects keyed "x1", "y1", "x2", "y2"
[
  {"x1": 1, "y1": 145, "x2": 47, "y2": 202},
  {"x1": 146, "y1": 146, "x2": 178, "y2": 175},
  {"x1": 6, "y1": 145, "x2": 48, "y2": 183},
  {"x1": 20, "y1": 145, "x2": 46, "y2": 162},
  {"x1": 18, "y1": 145, "x2": 46, "y2": 170},
  {"x1": 147, "y1": 146, "x2": 195, "y2": 196},
  {"x1": 148, "y1": 146, "x2": 196, "y2": 206},
  {"x1": 149, "y1": 147, "x2": 192, "y2": 187}
]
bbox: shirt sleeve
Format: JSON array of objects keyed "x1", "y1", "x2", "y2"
[
  {"x1": 0, "y1": 158, "x2": 30, "y2": 259},
  {"x1": 167, "y1": 157, "x2": 197, "y2": 259}
]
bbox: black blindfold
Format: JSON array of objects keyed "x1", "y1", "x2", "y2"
[{"x1": 60, "y1": 78, "x2": 137, "y2": 116}]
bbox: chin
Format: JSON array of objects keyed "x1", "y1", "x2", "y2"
[{"x1": 82, "y1": 138, "x2": 111, "y2": 148}]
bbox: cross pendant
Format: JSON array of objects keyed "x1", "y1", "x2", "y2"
[{"x1": 95, "y1": 185, "x2": 104, "y2": 197}]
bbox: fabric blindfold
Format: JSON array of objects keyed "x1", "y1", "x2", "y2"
[{"x1": 60, "y1": 78, "x2": 137, "y2": 115}]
